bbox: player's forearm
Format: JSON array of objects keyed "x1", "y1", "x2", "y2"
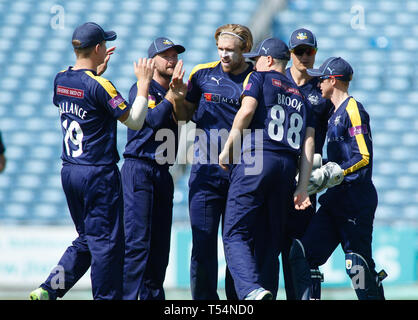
[
  {"x1": 224, "y1": 101, "x2": 256, "y2": 156},
  {"x1": 297, "y1": 127, "x2": 315, "y2": 191},
  {"x1": 119, "y1": 95, "x2": 149, "y2": 130},
  {"x1": 165, "y1": 90, "x2": 190, "y2": 122},
  {"x1": 136, "y1": 79, "x2": 152, "y2": 98},
  {"x1": 0, "y1": 154, "x2": 6, "y2": 173}
]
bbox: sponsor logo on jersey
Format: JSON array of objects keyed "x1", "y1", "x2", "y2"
[
  {"x1": 349, "y1": 124, "x2": 368, "y2": 137},
  {"x1": 57, "y1": 85, "x2": 84, "y2": 99},
  {"x1": 244, "y1": 83, "x2": 252, "y2": 91},
  {"x1": 211, "y1": 77, "x2": 222, "y2": 85},
  {"x1": 108, "y1": 94, "x2": 126, "y2": 110},
  {"x1": 204, "y1": 93, "x2": 221, "y2": 103},
  {"x1": 272, "y1": 79, "x2": 302, "y2": 97},
  {"x1": 148, "y1": 95, "x2": 156, "y2": 109}
]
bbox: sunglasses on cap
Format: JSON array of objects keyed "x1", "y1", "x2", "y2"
[
  {"x1": 291, "y1": 46, "x2": 317, "y2": 56},
  {"x1": 318, "y1": 75, "x2": 343, "y2": 83}
]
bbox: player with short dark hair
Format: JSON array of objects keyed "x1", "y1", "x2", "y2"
[
  {"x1": 219, "y1": 37, "x2": 315, "y2": 300},
  {"x1": 121, "y1": 37, "x2": 186, "y2": 300},
  {"x1": 170, "y1": 24, "x2": 254, "y2": 300},
  {"x1": 29, "y1": 22, "x2": 155, "y2": 300},
  {"x1": 289, "y1": 57, "x2": 386, "y2": 300}
]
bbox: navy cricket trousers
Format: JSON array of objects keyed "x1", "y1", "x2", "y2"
[
  {"x1": 188, "y1": 165, "x2": 237, "y2": 300},
  {"x1": 41, "y1": 163, "x2": 125, "y2": 300},
  {"x1": 301, "y1": 182, "x2": 378, "y2": 272},
  {"x1": 121, "y1": 158, "x2": 174, "y2": 300},
  {"x1": 223, "y1": 151, "x2": 297, "y2": 300}
]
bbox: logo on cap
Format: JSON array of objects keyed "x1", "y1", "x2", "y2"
[
  {"x1": 163, "y1": 39, "x2": 173, "y2": 45},
  {"x1": 296, "y1": 33, "x2": 308, "y2": 40},
  {"x1": 327, "y1": 67, "x2": 335, "y2": 74}
]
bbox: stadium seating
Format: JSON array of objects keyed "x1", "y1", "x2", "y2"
[
  {"x1": 0, "y1": 0, "x2": 416, "y2": 226},
  {"x1": 274, "y1": 0, "x2": 418, "y2": 224},
  {"x1": 0, "y1": 0, "x2": 261, "y2": 224}
]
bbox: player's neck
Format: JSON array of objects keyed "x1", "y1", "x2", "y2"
[
  {"x1": 229, "y1": 61, "x2": 249, "y2": 75},
  {"x1": 73, "y1": 58, "x2": 99, "y2": 73},
  {"x1": 153, "y1": 72, "x2": 170, "y2": 90},
  {"x1": 290, "y1": 66, "x2": 312, "y2": 86},
  {"x1": 331, "y1": 90, "x2": 350, "y2": 111}
]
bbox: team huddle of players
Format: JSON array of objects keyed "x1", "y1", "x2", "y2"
[{"x1": 29, "y1": 21, "x2": 386, "y2": 300}]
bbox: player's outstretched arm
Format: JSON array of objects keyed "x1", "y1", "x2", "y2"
[
  {"x1": 119, "y1": 58, "x2": 155, "y2": 130},
  {"x1": 294, "y1": 126, "x2": 315, "y2": 210},
  {"x1": 166, "y1": 60, "x2": 196, "y2": 122},
  {"x1": 219, "y1": 95, "x2": 258, "y2": 171}
]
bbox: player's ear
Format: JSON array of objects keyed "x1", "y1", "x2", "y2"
[{"x1": 268, "y1": 56, "x2": 274, "y2": 67}]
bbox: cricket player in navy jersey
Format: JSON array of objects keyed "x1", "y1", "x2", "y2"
[
  {"x1": 289, "y1": 57, "x2": 386, "y2": 300},
  {"x1": 219, "y1": 38, "x2": 315, "y2": 300},
  {"x1": 282, "y1": 28, "x2": 334, "y2": 300},
  {"x1": 29, "y1": 22, "x2": 155, "y2": 300},
  {"x1": 170, "y1": 24, "x2": 254, "y2": 300},
  {"x1": 121, "y1": 37, "x2": 186, "y2": 300}
]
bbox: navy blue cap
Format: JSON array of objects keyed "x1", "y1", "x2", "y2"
[
  {"x1": 148, "y1": 37, "x2": 185, "y2": 58},
  {"x1": 289, "y1": 28, "x2": 317, "y2": 50},
  {"x1": 307, "y1": 57, "x2": 353, "y2": 81},
  {"x1": 243, "y1": 37, "x2": 290, "y2": 60},
  {"x1": 72, "y1": 22, "x2": 116, "y2": 49}
]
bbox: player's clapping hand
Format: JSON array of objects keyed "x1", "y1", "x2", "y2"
[
  {"x1": 293, "y1": 188, "x2": 311, "y2": 210},
  {"x1": 97, "y1": 46, "x2": 116, "y2": 76},
  {"x1": 169, "y1": 60, "x2": 187, "y2": 101},
  {"x1": 134, "y1": 58, "x2": 155, "y2": 83}
]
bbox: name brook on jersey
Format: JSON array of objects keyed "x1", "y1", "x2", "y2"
[{"x1": 277, "y1": 93, "x2": 303, "y2": 112}]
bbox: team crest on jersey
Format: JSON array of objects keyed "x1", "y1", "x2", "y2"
[
  {"x1": 204, "y1": 93, "x2": 220, "y2": 103},
  {"x1": 108, "y1": 94, "x2": 126, "y2": 110},
  {"x1": 57, "y1": 85, "x2": 84, "y2": 99},
  {"x1": 296, "y1": 33, "x2": 308, "y2": 40},
  {"x1": 308, "y1": 93, "x2": 320, "y2": 105},
  {"x1": 334, "y1": 115, "x2": 341, "y2": 126},
  {"x1": 346, "y1": 259, "x2": 352, "y2": 270}
]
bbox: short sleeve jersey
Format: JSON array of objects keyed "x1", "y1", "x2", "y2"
[
  {"x1": 242, "y1": 70, "x2": 314, "y2": 157},
  {"x1": 186, "y1": 61, "x2": 253, "y2": 177},
  {"x1": 53, "y1": 67, "x2": 129, "y2": 165},
  {"x1": 123, "y1": 79, "x2": 178, "y2": 165}
]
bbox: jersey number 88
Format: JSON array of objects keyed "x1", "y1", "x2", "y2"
[{"x1": 268, "y1": 104, "x2": 303, "y2": 149}]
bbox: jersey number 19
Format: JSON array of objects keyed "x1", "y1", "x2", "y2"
[{"x1": 62, "y1": 119, "x2": 83, "y2": 157}]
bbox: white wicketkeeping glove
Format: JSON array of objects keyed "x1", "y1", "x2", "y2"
[
  {"x1": 307, "y1": 162, "x2": 344, "y2": 195},
  {"x1": 295, "y1": 153, "x2": 322, "y2": 182}
]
